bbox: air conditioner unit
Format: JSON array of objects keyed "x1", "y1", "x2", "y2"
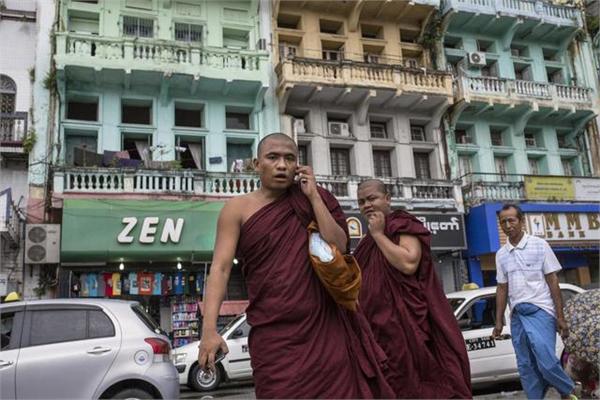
[
  {"x1": 25, "y1": 224, "x2": 61, "y2": 264},
  {"x1": 364, "y1": 53, "x2": 380, "y2": 64},
  {"x1": 279, "y1": 43, "x2": 298, "y2": 59},
  {"x1": 468, "y1": 52, "x2": 486, "y2": 67},
  {"x1": 293, "y1": 118, "x2": 306, "y2": 135},
  {"x1": 404, "y1": 58, "x2": 419, "y2": 69},
  {"x1": 322, "y1": 50, "x2": 342, "y2": 61},
  {"x1": 328, "y1": 121, "x2": 350, "y2": 137},
  {"x1": 257, "y1": 38, "x2": 267, "y2": 51}
]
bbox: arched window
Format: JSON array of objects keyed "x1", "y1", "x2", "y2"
[{"x1": 1, "y1": 75, "x2": 17, "y2": 114}]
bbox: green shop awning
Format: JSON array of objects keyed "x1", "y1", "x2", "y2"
[{"x1": 61, "y1": 199, "x2": 224, "y2": 263}]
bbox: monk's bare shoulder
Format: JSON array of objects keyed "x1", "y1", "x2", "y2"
[{"x1": 221, "y1": 192, "x2": 262, "y2": 226}]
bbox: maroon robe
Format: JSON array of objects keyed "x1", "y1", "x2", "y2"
[
  {"x1": 354, "y1": 210, "x2": 471, "y2": 399},
  {"x1": 238, "y1": 184, "x2": 395, "y2": 399}
]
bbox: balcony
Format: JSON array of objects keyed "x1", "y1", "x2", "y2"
[
  {"x1": 54, "y1": 32, "x2": 269, "y2": 85},
  {"x1": 0, "y1": 112, "x2": 27, "y2": 154},
  {"x1": 461, "y1": 173, "x2": 600, "y2": 206},
  {"x1": 278, "y1": 58, "x2": 453, "y2": 98},
  {"x1": 457, "y1": 76, "x2": 595, "y2": 111},
  {"x1": 53, "y1": 167, "x2": 464, "y2": 211},
  {"x1": 0, "y1": 198, "x2": 22, "y2": 246},
  {"x1": 442, "y1": 0, "x2": 583, "y2": 28}
]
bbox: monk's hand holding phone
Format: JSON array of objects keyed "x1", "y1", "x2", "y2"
[{"x1": 296, "y1": 165, "x2": 318, "y2": 201}]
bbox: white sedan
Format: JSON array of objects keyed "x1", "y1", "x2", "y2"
[
  {"x1": 171, "y1": 314, "x2": 251, "y2": 391},
  {"x1": 173, "y1": 283, "x2": 585, "y2": 391},
  {"x1": 447, "y1": 283, "x2": 584, "y2": 386}
]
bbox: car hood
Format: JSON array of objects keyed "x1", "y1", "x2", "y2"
[{"x1": 172, "y1": 340, "x2": 200, "y2": 355}]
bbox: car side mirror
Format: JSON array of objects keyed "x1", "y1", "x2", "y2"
[
  {"x1": 458, "y1": 318, "x2": 471, "y2": 329},
  {"x1": 231, "y1": 328, "x2": 244, "y2": 339}
]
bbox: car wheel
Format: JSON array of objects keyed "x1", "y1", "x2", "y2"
[
  {"x1": 110, "y1": 388, "x2": 153, "y2": 400},
  {"x1": 190, "y1": 363, "x2": 222, "y2": 392}
]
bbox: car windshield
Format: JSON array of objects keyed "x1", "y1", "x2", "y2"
[
  {"x1": 132, "y1": 304, "x2": 167, "y2": 336},
  {"x1": 218, "y1": 314, "x2": 245, "y2": 336},
  {"x1": 447, "y1": 298, "x2": 465, "y2": 313}
]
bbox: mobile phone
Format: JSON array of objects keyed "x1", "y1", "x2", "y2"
[{"x1": 214, "y1": 349, "x2": 226, "y2": 363}]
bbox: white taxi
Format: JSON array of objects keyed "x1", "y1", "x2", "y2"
[
  {"x1": 173, "y1": 283, "x2": 585, "y2": 392},
  {"x1": 448, "y1": 283, "x2": 584, "y2": 386},
  {"x1": 171, "y1": 314, "x2": 251, "y2": 391}
]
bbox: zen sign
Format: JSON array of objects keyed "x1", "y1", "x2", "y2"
[{"x1": 117, "y1": 217, "x2": 185, "y2": 244}]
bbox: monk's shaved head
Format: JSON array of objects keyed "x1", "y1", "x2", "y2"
[
  {"x1": 358, "y1": 179, "x2": 388, "y2": 195},
  {"x1": 257, "y1": 133, "x2": 298, "y2": 157}
]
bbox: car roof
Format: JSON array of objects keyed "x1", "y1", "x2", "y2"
[
  {"x1": 0, "y1": 298, "x2": 139, "y2": 308},
  {"x1": 446, "y1": 283, "x2": 585, "y2": 299}
]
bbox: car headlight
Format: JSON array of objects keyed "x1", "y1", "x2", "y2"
[{"x1": 173, "y1": 352, "x2": 187, "y2": 365}]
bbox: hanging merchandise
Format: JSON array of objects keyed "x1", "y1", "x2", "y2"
[
  {"x1": 112, "y1": 273, "x2": 121, "y2": 296},
  {"x1": 183, "y1": 273, "x2": 190, "y2": 295},
  {"x1": 139, "y1": 272, "x2": 153, "y2": 295},
  {"x1": 153, "y1": 273, "x2": 162, "y2": 295},
  {"x1": 188, "y1": 274, "x2": 197, "y2": 295},
  {"x1": 129, "y1": 272, "x2": 139, "y2": 295},
  {"x1": 103, "y1": 273, "x2": 113, "y2": 297},
  {"x1": 80, "y1": 273, "x2": 89, "y2": 297},
  {"x1": 174, "y1": 272, "x2": 184, "y2": 295},
  {"x1": 98, "y1": 273, "x2": 106, "y2": 296},
  {"x1": 196, "y1": 272, "x2": 204, "y2": 296},
  {"x1": 162, "y1": 273, "x2": 170, "y2": 295},
  {"x1": 123, "y1": 275, "x2": 130, "y2": 295},
  {"x1": 167, "y1": 273, "x2": 174, "y2": 293},
  {"x1": 88, "y1": 273, "x2": 99, "y2": 297}
]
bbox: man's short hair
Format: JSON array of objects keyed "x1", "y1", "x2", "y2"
[
  {"x1": 257, "y1": 133, "x2": 298, "y2": 157},
  {"x1": 357, "y1": 179, "x2": 388, "y2": 195},
  {"x1": 500, "y1": 203, "x2": 524, "y2": 220}
]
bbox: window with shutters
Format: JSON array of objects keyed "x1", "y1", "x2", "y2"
[
  {"x1": 373, "y1": 150, "x2": 392, "y2": 177},
  {"x1": 174, "y1": 23, "x2": 202, "y2": 43},
  {"x1": 123, "y1": 16, "x2": 153, "y2": 38},
  {"x1": 330, "y1": 148, "x2": 350, "y2": 176},
  {"x1": 413, "y1": 153, "x2": 431, "y2": 179}
]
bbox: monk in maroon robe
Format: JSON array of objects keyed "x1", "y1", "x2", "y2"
[
  {"x1": 354, "y1": 179, "x2": 471, "y2": 399},
  {"x1": 199, "y1": 134, "x2": 394, "y2": 398}
]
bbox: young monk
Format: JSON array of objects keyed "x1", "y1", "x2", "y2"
[
  {"x1": 198, "y1": 134, "x2": 394, "y2": 399},
  {"x1": 354, "y1": 179, "x2": 472, "y2": 399}
]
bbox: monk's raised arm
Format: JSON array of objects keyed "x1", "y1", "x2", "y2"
[
  {"x1": 199, "y1": 199, "x2": 242, "y2": 370},
  {"x1": 311, "y1": 195, "x2": 348, "y2": 253},
  {"x1": 372, "y1": 233, "x2": 422, "y2": 275}
]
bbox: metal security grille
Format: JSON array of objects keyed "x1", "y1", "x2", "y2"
[
  {"x1": 330, "y1": 148, "x2": 350, "y2": 176},
  {"x1": 174, "y1": 23, "x2": 202, "y2": 43},
  {"x1": 1, "y1": 75, "x2": 16, "y2": 113},
  {"x1": 373, "y1": 150, "x2": 392, "y2": 177},
  {"x1": 298, "y1": 145, "x2": 308, "y2": 166},
  {"x1": 123, "y1": 16, "x2": 153, "y2": 38}
]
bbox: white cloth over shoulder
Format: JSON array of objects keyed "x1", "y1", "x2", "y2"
[{"x1": 309, "y1": 232, "x2": 334, "y2": 263}]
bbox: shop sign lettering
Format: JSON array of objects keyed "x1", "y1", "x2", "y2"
[
  {"x1": 117, "y1": 217, "x2": 184, "y2": 244},
  {"x1": 526, "y1": 213, "x2": 600, "y2": 242}
]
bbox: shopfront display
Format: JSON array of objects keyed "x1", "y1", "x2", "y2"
[{"x1": 465, "y1": 202, "x2": 600, "y2": 288}]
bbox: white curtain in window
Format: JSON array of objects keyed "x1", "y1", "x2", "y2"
[
  {"x1": 188, "y1": 143, "x2": 203, "y2": 170},
  {"x1": 134, "y1": 140, "x2": 150, "y2": 161}
]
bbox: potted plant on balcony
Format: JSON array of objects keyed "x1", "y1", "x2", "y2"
[{"x1": 22, "y1": 128, "x2": 37, "y2": 154}]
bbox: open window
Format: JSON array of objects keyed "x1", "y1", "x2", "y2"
[
  {"x1": 320, "y1": 19, "x2": 344, "y2": 35},
  {"x1": 175, "y1": 102, "x2": 204, "y2": 128},
  {"x1": 277, "y1": 14, "x2": 301, "y2": 30},
  {"x1": 123, "y1": 16, "x2": 154, "y2": 38},
  {"x1": 121, "y1": 99, "x2": 152, "y2": 125},
  {"x1": 176, "y1": 137, "x2": 204, "y2": 170},
  {"x1": 67, "y1": 95, "x2": 99, "y2": 121},
  {"x1": 65, "y1": 130, "x2": 99, "y2": 166},
  {"x1": 223, "y1": 28, "x2": 249, "y2": 50},
  {"x1": 122, "y1": 134, "x2": 152, "y2": 161},
  {"x1": 225, "y1": 107, "x2": 251, "y2": 130},
  {"x1": 227, "y1": 141, "x2": 253, "y2": 172}
]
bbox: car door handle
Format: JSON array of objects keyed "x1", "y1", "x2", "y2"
[
  {"x1": 0, "y1": 360, "x2": 14, "y2": 367},
  {"x1": 87, "y1": 346, "x2": 112, "y2": 355}
]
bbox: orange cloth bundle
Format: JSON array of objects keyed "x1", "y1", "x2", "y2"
[{"x1": 307, "y1": 222, "x2": 361, "y2": 311}]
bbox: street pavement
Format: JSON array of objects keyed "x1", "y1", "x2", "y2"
[{"x1": 179, "y1": 380, "x2": 564, "y2": 399}]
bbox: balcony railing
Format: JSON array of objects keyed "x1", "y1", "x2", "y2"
[
  {"x1": 0, "y1": 112, "x2": 27, "y2": 145},
  {"x1": 0, "y1": 201, "x2": 22, "y2": 245},
  {"x1": 461, "y1": 173, "x2": 600, "y2": 206},
  {"x1": 458, "y1": 76, "x2": 594, "y2": 107},
  {"x1": 277, "y1": 58, "x2": 453, "y2": 97},
  {"x1": 443, "y1": 0, "x2": 582, "y2": 27},
  {"x1": 55, "y1": 33, "x2": 268, "y2": 80},
  {"x1": 53, "y1": 168, "x2": 463, "y2": 210}
]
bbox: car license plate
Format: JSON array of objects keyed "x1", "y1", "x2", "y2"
[{"x1": 465, "y1": 337, "x2": 496, "y2": 351}]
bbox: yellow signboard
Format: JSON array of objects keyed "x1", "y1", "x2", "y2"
[{"x1": 524, "y1": 176, "x2": 574, "y2": 201}]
